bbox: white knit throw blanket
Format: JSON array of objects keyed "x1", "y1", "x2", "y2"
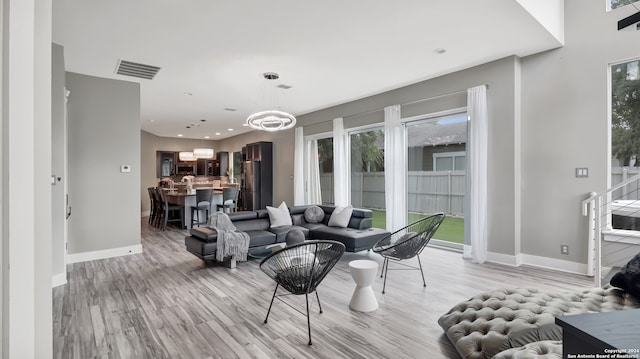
[{"x1": 208, "y1": 212, "x2": 250, "y2": 262}]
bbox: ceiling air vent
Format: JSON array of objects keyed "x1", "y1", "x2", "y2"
[{"x1": 115, "y1": 59, "x2": 161, "y2": 80}]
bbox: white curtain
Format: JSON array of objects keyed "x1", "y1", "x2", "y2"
[
  {"x1": 293, "y1": 127, "x2": 305, "y2": 205},
  {"x1": 305, "y1": 139, "x2": 322, "y2": 205},
  {"x1": 384, "y1": 105, "x2": 407, "y2": 231},
  {"x1": 333, "y1": 117, "x2": 349, "y2": 206},
  {"x1": 464, "y1": 85, "x2": 488, "y2": 264}
]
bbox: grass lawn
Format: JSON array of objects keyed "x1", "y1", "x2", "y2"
[{"x1": 371, "y1": 210, "x2": 464, "y2": 244}]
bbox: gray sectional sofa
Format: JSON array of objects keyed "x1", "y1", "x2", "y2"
[{"x1": 184, "y1": 205, "x2": 390, "y2": 262}]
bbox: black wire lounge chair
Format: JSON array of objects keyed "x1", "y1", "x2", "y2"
[
  {"x1": 372, "y1": 213, "x2": 445, "y2": 294},
  {"x1": 259, "y1": 240, "x2": 345, "y2": 345}
]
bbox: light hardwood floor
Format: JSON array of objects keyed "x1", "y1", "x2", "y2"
[{"x1": 53, "y1": 219, "x2": 593, "y2": 359}]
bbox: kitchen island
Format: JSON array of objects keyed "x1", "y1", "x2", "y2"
[{"x1": 164, "y1": 189, "x2": 223, "y2": 228}]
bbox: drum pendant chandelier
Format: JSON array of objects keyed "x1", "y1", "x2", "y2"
[{"x1": 246, "y1": 72, "x2": 296, "y2": 132}]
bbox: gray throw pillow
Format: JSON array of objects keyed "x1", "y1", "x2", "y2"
[
  {"x1": 285, "y1": 229, "x2": 305, "y2": 247},
  {"x1": 304, "y1": 206, "x2": 325, "y2": 223}
]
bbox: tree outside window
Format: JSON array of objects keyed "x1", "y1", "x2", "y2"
[{"x1": 611, "y1": 60, "x2": 640, "y2": 166}]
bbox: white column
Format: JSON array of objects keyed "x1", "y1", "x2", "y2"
[{"x1": 1, "y1": 0, "x2": 53, "y2": 357}]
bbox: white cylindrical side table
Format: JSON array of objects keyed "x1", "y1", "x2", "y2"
[{"x1": 348, "y1": 260, "x2": 379, "y2": 312}]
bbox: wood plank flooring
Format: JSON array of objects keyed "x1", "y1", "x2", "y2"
[{"x1": 53, "y1": 219, "x2": 593, "y2": 359}]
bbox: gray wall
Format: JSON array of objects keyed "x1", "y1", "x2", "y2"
[
  {"x1": 51, "y1": 43, "x2": 66, "y2": 282},
  {"x1": 66, "y1": 72, "x2": 141, "y2": 254},
  {"x1": 520, "y1": 0, "x2": 640, "y2": 263},
  {"x1": 295, "y1": 56, "x2": 520, "y2": 256},
  {"x1": 140, "y1": 131, "x2": 217, "y2": 214}
]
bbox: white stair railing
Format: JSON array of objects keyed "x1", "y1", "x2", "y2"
[{"x1": 582, "y1": 173, "x2": 640, "y2": 287}]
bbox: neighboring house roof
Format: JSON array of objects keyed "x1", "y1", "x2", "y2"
[{"x1": 407, "y1": 120, "x2": 467, "y2": 148}]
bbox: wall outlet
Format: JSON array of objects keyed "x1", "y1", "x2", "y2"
[{"x1": 561, "y1": 245, "x2": 569, "y2": 255}]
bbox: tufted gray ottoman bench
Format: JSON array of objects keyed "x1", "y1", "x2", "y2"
[
  {"x1": 438, "y1": 287, "x2": 640, "y2": 359},
  {"x1": 493, "y1": 340, "x2": 562, "y2": 359}
]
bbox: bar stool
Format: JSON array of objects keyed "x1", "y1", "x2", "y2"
[
  {"x1": 191, "y1": 188, "x2": 213, "y2": 228},
  {"x1": 217, "y1": 187, "x2": 239, "y2": 213},
  {"x1": 157, "y1": 188, "x2": 184, "y2": 230}
]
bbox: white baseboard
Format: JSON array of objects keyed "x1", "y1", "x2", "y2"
[
  {"x1": 67, "y1": 244, "x2": 143, "y2": 264},
  {"x1": 486, "y1": 251, "x2": 522, "y2": 266},
  {"x1": 52, "y1": 272, "x2": 67, "y2": 288},
  {"x1": 486, "y1": 251, "x2": 587, "y2": 275}
]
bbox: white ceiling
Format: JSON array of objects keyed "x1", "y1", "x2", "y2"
[{"x1": 53, "y1": 0, "x2": 562, "y2": 140}]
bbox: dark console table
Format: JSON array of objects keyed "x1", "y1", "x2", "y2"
[{"x1": 556, "y1": 309, "x2": 640, "y2": 359}]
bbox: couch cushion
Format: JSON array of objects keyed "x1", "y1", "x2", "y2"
[
  {"x1": 298, "y1": 222, "x2": 327, "y2": 231},
  {"x1": 311, "y1": 226, "x2": 389, "y2": 251},
  {"x1": 266, "y1": 201, "x2": 293, "y2": 228},
  {"x1": 328, "y1": 205, "x2": 353, "y2": 227},
  {"x1": 610, "y1": 251, "x2": 640, "y2": 298},
  {"x1": 227, "y1": 211, "x2": 258, "y2": 221},
  {"x1": 244, "y1": 230, "x2": 277, "y2": 247},
  {"x1": 233, "y1": 218, "x2": 271, "y2": 232},
  {"x1": 304, "y1": 206, "x2": 325, "y2": 223}
]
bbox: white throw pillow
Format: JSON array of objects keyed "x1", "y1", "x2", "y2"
[
  {"x1": 328, "y1": 205, "x2": 353, "y2": 227},
  {"x1": 266, "y1": 201, "x2": 293, "y2": 228}
]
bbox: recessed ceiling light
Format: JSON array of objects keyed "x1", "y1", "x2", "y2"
[
  {"x1": 215, "y1": 132, "x2": 221, "y2": 136},
  {"x1": 224, "y1": 108, "x2": 237, "y2": 112},
  {"x1": 200, "y1": 119, "x2": 207, "y2": 122},
  {"x1": 433, "y1": 48, "x2": 447, "y2": 55},
  {"x1": 177, "y1": 134, "x2": 183, "y2": 137},
  {"x1": 204, "y1": 136, "x2": 210, "y2": 139},
  {"x1": 228, "y1": 128, "x2": 234, "y2": 132},
  {"x1": 183, "y1": 92, "x2": 193, "y2": 96},
  {"x1": 242, "y1": 123, "x2": 249, "y2": 127}
]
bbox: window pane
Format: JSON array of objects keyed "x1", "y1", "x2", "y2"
[
  {"x1": 350, "y1": 128, "x2": 385, "y2": 228},
  {"x1": 611, "y1": 58, "x2": 640, "y2": 201},
  {"x1": 436, "y1": 157, "x2": 453, "y2": 171},
  {"x1": 407, "y1": 114, "x2": 466, "y2": 244},
  {"x1": 455, "y1": 156, "x2": 466, "y2": 171},
  {"x1": 317, "y1": 137, "x2": 334, "y2": 205}
]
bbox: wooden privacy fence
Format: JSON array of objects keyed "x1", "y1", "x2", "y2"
[{"x1": 319, "y1": 170, "x2": 465, "y2": 216}]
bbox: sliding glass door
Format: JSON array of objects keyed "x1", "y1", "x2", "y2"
[{"x1": 406, "y1": 112, "x2": 467, "y2": 244}]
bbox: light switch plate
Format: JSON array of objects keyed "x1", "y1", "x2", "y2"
[{"x1": 120, "y1": 165, "x2": 131, "y2": 173}]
